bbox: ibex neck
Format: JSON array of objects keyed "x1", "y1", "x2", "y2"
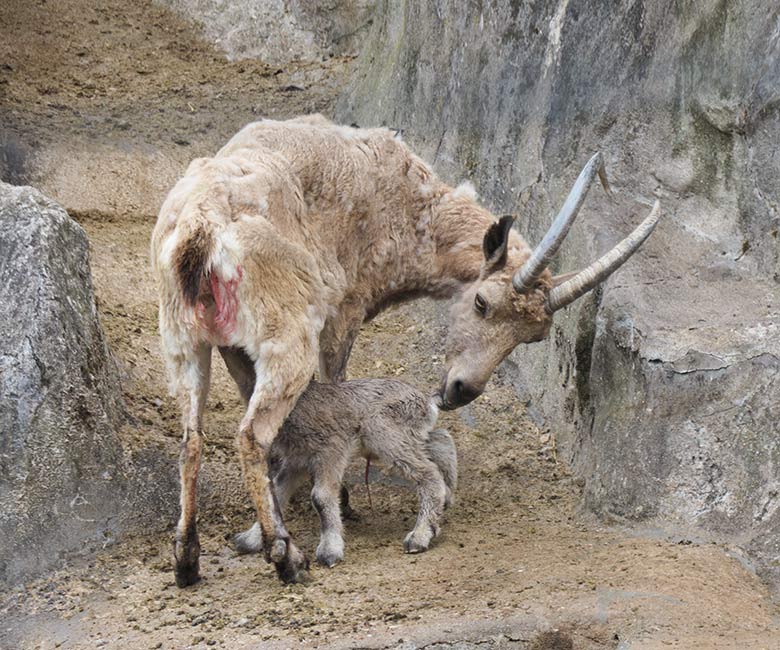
[
  {"x1": 427, "y1": 186, "x2": 500, "y2": 291},
  {"x1": 359, "y1": 186, "x2": 498, "y2": 314}
]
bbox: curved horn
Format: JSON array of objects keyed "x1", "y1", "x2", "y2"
[
  {"x1": 513, "y1": 152, "x2": 609, "y2": 293},
  {"x1": 545, "y1": 200, "x2": 661, "y2": 313}
]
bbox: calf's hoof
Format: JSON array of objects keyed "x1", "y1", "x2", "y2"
[
  {"x1": 316, "y1": 536, "x2": 345, "y2": 567},
  {"x1": 403, "y1": 534, "x2": 429, "y2": 554},
  {"x1": 233, "y1": 522, "x2": 263, "y2": 555},
  {"x1": 173, "y1": 536, "x2": 201, "y2": 588},
  {"x1": 403, "y1": 523, "x2": 438, "y2": 554},
  {"x1": 271, "y1": 538, "x2": 311, "y2": 584}
]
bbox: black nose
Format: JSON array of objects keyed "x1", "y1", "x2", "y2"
[{"x1": 449, "y1": 379, "x2": 481, "y2": 409}]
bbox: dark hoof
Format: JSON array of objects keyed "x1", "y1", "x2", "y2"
[
  {"x1": 272, "y1": 539, "x2": 311, "y2": 584},
  {"x1": 173, "y1": 533, "x2": 201, "y2": 588},
  {"x1": 174, "y1": 560, "x2": 201, "y2": 588},
  {"x1": 275, "y1": 558, "x2": 311, "y2": 584}
]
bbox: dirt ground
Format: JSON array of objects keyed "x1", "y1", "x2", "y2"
[{"x1": 1, "y1": 1, "x2": 779, "y2": 648}]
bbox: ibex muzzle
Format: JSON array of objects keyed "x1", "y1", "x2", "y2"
[{"x1": 439, "y1": 153, "x2": 661, "y2": 410}]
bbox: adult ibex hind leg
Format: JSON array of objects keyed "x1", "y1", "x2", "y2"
[
  {"x1": 218, "y1": 215, "x2": 324, "y2": 582},
  {"x1": 172, "y1": 343, "x2": 212, "y2": 587},
  {"x1": 236, "y1": 353, "x2": 315, "y2": 583},
  {"x1": 220, "y1": 344, "x2": 316, "y2": 562},
  {"x1": 233, "y1": 462, "x2": 307, "y2": 556},
  {"x1": 219, "y1": 346, "x2": 256, "y2": 403},
  {"x1": 219, "y1": 345, "x2": 265, "y2": 555}
]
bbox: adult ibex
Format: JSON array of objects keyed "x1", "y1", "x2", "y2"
[{"x1": 151, "y1": 114, "x2": 660, "y2": 586}]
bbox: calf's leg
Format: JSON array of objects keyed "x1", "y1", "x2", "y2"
[
  {"x1": 400, "y1": 459, "x2": 448, "y2": 553},
  {"x1": 340, "y1": 484, "x2": 360, "y2": 521},
  {"x1": 318, "y1": 314, "x2": 362, "y2": 522},
  {"x1": 318, "y1": 307, "x2": 362, "y2": 383},
  {"x1": 311, "y1": 458, "x2": 350, "y2": 567},
  {"x1": 365, "y1": 423, "x2": 449, "y2": 553},
  {"x1": 426, "y1": 428, "x2": 458, "y2": 509}
]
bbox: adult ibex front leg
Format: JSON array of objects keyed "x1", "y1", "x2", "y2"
[{"x1": 226, "y1": 310, "x2": 318, "y2": 582}]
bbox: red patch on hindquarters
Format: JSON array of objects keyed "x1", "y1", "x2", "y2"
[
  {"x1": 211, "y1": 265, "x2": 243, "y2": 335},
  {"x1": 195, "y1": 265, "x2": 243, "y2": 338}
]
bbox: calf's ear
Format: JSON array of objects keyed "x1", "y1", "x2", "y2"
[{"x1": 482, "y1": 215, "x2": 514, "y2": 275}]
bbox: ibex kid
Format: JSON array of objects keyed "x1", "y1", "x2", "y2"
[{"x1": 234, "y1": 378, "x2": 457, "y2": 567}]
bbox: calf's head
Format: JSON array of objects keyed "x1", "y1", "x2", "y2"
[{"x1": 439, "y1": 153, "x2": 660, "y2": 410}]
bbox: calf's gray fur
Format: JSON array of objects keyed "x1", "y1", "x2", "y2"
[{"x1": 234, "y1": 378, "x2": 457, "y2": 566}]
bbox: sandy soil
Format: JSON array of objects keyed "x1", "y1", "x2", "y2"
[
  {"x1": 1, "y1": 1, "x2": 779, "y2": 648},
  {"x1": 0, "y1": 0, "x2": 349, "y2": 152}
]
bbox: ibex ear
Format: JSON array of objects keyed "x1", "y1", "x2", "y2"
[{"x1": 482, "y1": 215, "x2": 514, "y2": 275}]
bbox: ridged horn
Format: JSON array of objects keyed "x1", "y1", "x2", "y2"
[
  {"x1": 512, "y1": 152, "x2": 609, "y2": 293},
  {"x1": 545, "y1": 200, "x2": 661, "y2": 313}
]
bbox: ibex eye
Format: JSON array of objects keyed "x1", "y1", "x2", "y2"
[{"x1": 474, "y1": 293, "x2": 488, "y2": 316}]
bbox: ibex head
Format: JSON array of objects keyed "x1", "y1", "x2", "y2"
[{"x1": 439, "y1": 153, "x2": 661, "y2": 410}]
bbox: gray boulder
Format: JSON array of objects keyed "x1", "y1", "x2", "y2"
[
  {"x1": 337, "y1": 1, "x2": 780, "y2": 588},
  {"x1": 0, "y1": 182, "x2": 129, "y2": 583}
]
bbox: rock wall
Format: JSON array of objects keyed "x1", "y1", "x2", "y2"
[
  {"x1": 0, "y1": 182, "x2": 176, "y2": 584},
  {"x1": 157, "y1": 0, "x2": 376, "y2": 64},
  {"x1": 337, "y1": 1, "x2": 780, "y2": 587}
]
